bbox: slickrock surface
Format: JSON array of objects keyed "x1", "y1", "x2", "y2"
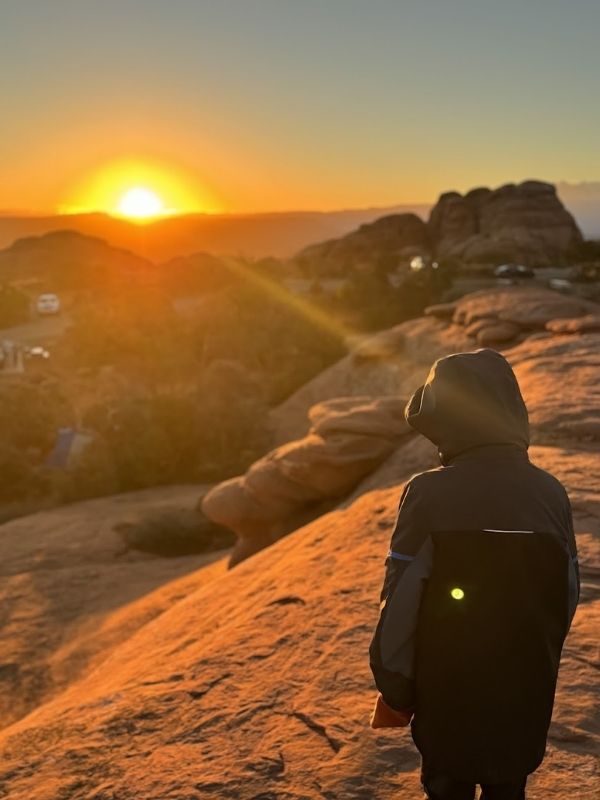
[
  {"x1": 0, "y1": 447, "x2": 597, "y2": 800},
  {"x1": 1, "y1": 287, "x2": 598, "y2": 799},
  {"x1": 0, "y1": 485, "x2": 224, "y2": 728}
]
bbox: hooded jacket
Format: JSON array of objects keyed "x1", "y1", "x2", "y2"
[{"x1": 369, "y1": 349, "x2": 579, "y2": 783}]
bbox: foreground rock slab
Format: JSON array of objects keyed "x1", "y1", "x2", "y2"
[{"x1": 0, "y1": 445, "x2": 597, "y2": 800}]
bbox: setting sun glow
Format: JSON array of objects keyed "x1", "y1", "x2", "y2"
[
  {"x1": 59, "y1": 157, "x2": 220, "y2": 218},
  {"x1": 117, "y1": 187, "x2": 164, "y2": 219}
]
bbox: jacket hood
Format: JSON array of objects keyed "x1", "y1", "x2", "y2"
[{"x1": 404, "y1": 349, "x2": 529, "y2": 464}]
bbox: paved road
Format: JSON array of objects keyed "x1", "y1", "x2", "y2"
[{"x1": 0, "y1": 314, "x2": 71, "y2": 345}]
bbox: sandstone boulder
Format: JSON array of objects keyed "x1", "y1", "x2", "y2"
[
  {"x1": 424, "y1": 301, "x2": 457, "y2": 319},
  {"x1": 476, "y1": 321, "x2": 521, "y2": 346},
  {"x1": 427, "y1": 191, "x2": 478, "y2": 257},
  {"x1": 202, "y1": 396, "x2": 413, "y2": 565},
  {"x1": 293, "y1": 213, "x2": 429, "y2": 276},
  {"x1": 546, "y1": 315, "x2": 600, "y2": 334},
  {"x1": 428, "y1": 180, "x2": 583, "y2": 266},
  {"x1": 452, "y1": 286, "x2": 597, "y2": 330}
]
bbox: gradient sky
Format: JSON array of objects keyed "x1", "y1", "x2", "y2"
[{"x1": 1, "y1": 0, "x2": 599, "y2": 214}]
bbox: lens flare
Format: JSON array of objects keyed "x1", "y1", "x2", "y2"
[{"x1": 451, "y1": 587, "x2": 465, "y2": 600}]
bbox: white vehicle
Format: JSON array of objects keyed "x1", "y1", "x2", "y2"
[{"x1": 36, "y1": 293, "x2": 61, "y2": 315}]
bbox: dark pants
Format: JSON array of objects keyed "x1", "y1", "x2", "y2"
[{"x1": 422, "y1": 771, "x2": 527, "y2": 800}]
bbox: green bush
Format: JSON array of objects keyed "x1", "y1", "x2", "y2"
[
  {"x1": 0, "y1": 284, "x2": 30, "y2": 327},
  {"x1": 54, "y1": 436, "x2": 119, "y2": 503},
  {"x1": 336, "y1": 262, "x2": 455, "y2": 330},
  {"x1": 191, "y1": 267, "x2": 347, "y2": 403},
  {"x1": 0, "y1": 376, "x2": 73, "y2": 453},
  {"x1": 62, "y1": 291, "x2": 192, "y2": 385},
  {"x1": 0, "y1": 446, "x2": 48, "y2": 503},
  {"x1": 67, "y1": 361, "x2": 269, "y2": 495}
]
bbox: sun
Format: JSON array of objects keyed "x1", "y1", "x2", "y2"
[
  {"x1": 116, "y1": 187, "x2": 164, "y2": 219},
  {"x1": 59, "y1": 157, "x2": 222, "y2": 218}
]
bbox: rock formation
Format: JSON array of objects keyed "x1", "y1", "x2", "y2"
[
  {"x1": 293, "y1": 213, "x2": 429, "y2": 276},
  {"x1": 545, "y1": 314, "x2": 600, "y2": 334},
  {"x1": 427, "y1": 285, "x2": 598, "y2": 346},
  {"x1": 428, "y1": 180, "x2": 583, "y2": 266},
  {"x1": 291, "y1": 181, "x2": 584, "y2": 276},
  {"x1": 201, "y1": 396, "x2": 414, "y2": 565},
  {"x1": 0, "y1": 485, "x2": 221, "y2": 729}
]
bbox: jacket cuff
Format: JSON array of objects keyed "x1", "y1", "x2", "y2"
[{"x1": 370, "y1": 661, "x2": 415, "y2": 711}]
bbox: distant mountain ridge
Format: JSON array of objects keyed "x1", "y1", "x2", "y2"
[
  {"x1": 0, "y1": 182, "x2": 596, "y2": 269},
  {"x1": 0, "y1": 205, "x2": 432, "y2": 262}
]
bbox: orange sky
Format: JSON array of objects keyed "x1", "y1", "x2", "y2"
[{"x1": 1, "y1": 2, "x2": 599, "y2": 216}]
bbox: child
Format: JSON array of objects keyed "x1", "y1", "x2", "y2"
[{"x1": 369, "y1": 349, "x2": 579, "y2": 800}]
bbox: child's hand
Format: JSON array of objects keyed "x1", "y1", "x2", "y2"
[{"x1": 369, "y1": 693, "x2": 413, "y2": 728}]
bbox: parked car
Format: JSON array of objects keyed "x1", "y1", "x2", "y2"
[
  {"x1": 493, "y1": 264, "x2": 535, "y2": 280},
  {"x1": 36, "y1": 293, "x2": 61, "y2": 315},
  {"x1": 548, "y1": 278, "x2": 573, "y2": 293},
  {"x1": 25, "y1": 345, "x2": 50, "y2": 360}
]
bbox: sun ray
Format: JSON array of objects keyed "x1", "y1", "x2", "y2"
[{"x1": 221, "y1": 255, "x2": 356, "y2": 345}]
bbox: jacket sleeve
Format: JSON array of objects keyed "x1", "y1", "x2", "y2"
[
  {"x1": 369, "y1": 477, "x2": 431, "y2": 711},
  {"x1": 563, "y1": 492, "x2": 580, "y2": 628}
]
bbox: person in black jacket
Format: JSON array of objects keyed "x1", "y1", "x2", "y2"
[{"x1": 369, "y1": 349, "x2": 579, "y2": 800}]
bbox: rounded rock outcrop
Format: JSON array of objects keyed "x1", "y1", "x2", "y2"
[
  {"x1": 428, "y1": 180, "x2": 583, "y2": 266},
  {"x1": 201, "y1": 395, "x2": 413, "y2": 565}
]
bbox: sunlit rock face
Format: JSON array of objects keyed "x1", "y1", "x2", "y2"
[
  {"x1": 201, "y1": 395, "x2": 415, "y2": 566},
  {"x1": 293, "y1": 212, "x2": 430, "y2": 275},
  {"x1": 428, "y1": 180, "x2": 583, "y2": 266}
]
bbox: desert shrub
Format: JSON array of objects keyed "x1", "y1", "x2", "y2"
[
  {"x1": 158, "y1": 253, "x2": 237, "y2": 296},
  {"x1": 0, "y1": 376, "x2": 74, "y2": 453},
  {"x1": 61, "y1": 291, "x2": 192, "y2": 385},
  {"x1": 336, "y1": 262, "x2": 455, "y2": 330},
  {"x1": 0, "y1": 285, "x2": 30, "y2": 327},
  {"x1": 193, "y1": 360, "x2": 270, "y2": 478},
  {"x1": 54, "y1": 436, "x2": 119, "y2": 502},
  {"x1": 0, "y1": 446, "x2": 48, "y2": 503},
  {"x1": 69, "y1": 362, "x2": 269, "y2": 494},
  {"x1": 81, "y1": 392, "x2": 200, "y2": 490},
  {"x1": 114, "y1": 508, "x2": 235, "y2": 556},
  {"x1": 0, "y1": 378, "x2": 73, "y2": 509},
  {"x1": 191, "y1": 266, "x2": 346, "y2": 403}
]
